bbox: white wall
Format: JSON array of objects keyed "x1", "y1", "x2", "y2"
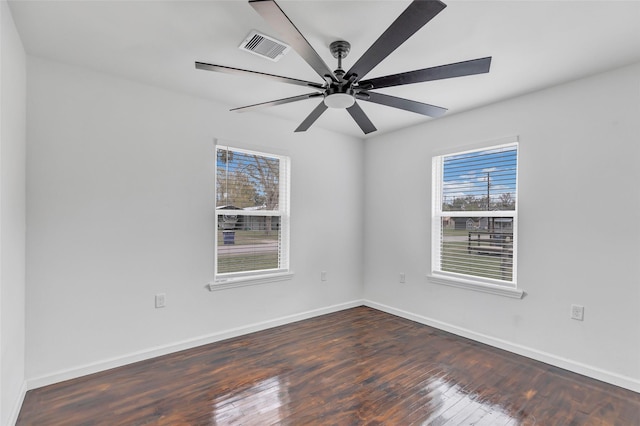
[
  {"x1": 20, "y1": 35, "x2": 640, "y2": 408},
  {"x1": 364, "y1": 62, "x2": 640, "y2": 391},
  {"x1": 25, "y1": 56, "x2": 364, "y2": 386},
  {"x1": 0, "y1": 1, "x2": 27, "y2": 424}
]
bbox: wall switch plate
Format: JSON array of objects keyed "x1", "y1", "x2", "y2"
[
  {"x1": 321, "y1": 271, "x2": 327, "y2": 282},
  {"x1": 571, "y1": 304, "x2": 584, "y2": 321},
  {"x1": 155, "y1": 293, "x2": 166, "y2": 308},
  {"x1": 400, "y1": 273, "x2": 406, "y2": 283}
]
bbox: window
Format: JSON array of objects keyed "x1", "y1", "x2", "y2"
[
  {"x1": 430, "y1": 140, "x2": 520, "y2": 296},
  {"x1": 213, "y1": 144, "x2": 290, "y2": 285}
]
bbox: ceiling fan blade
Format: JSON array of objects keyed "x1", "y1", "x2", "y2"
[
  {"x1": 361, "y1": 92, "x2": 447, "y2": 118},
  {"x1": 346, "y1": 102, "x2": 377, "y2": 134},
  {"x1": 249, "y1": 0, "x2": 337, "y2": 82},
  {"x1": 358, "y1": 57, "x2": 492, "y2": 90},
  {"x1": 195, "y1": 62, "x2": 324, "y2": 89},
  {"x1": 231, "y1": 93, "x2": 323, "y2": 113},
  {"x1": 346, "y1": 0, "x2": 446, "y2": 81},
  {"x1": 295, "y1": 102, "x2": 328, "y2": 132}
]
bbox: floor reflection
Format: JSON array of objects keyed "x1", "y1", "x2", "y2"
[
  {"x1": 419, "y1": 377, "x2": 531, "y2": 425},
  {"x1": 212, "y1": 376, "x2": 290, "y2": 425}
]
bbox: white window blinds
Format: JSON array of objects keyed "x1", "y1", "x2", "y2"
[
  {"x1": 215, "y1": 145, "x2": 290, "y2": 278},
  {"x1": 432, "y1": 142, "x2": 518, "y2": 285}
]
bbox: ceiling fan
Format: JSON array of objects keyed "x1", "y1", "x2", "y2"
[{"x1": 196, "y1": 0, "x2": 492, "y2": 134}]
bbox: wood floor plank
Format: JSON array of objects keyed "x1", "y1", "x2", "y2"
[{"x1": 17, "y1": 307, "x2": 640, "y2": 425}]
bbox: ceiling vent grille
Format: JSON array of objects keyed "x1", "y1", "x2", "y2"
[{"x1": 239, "y1": 31, "x2": 291, "y2": 62}]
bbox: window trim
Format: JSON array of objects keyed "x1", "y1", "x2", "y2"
[
  {"x1": 208, "y1": 271, "x2": 294, "y2": 291},
  {"x1": 429, "y1": 137, "x2": 522, "y2": 298},
  {"x1": 426, "y1": 273, "x2": 524, "y2": 299},
  {"x1": 212, "y1": 142, "x2": 292, "y2": 289}
]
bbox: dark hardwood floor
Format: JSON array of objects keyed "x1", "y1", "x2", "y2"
[{"x1": 18, "y1": 306, "x2": 640, "y2": 425}]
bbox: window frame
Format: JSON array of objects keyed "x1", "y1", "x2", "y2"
[
  {"x1": 428, "y1": 137, "x2": 523, "y2": 299},
  {"x1": 210, "y1": 143, "x2": 292, "y2": 290}
]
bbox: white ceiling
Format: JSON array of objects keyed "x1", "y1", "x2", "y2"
[{"x1": 9, "y1": 0, "x2": 640, "y2": 138}]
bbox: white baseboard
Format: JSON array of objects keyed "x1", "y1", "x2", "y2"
[
  {"x1": 7, "y1": 380, "x2": 27, "y2": 426},
  {"x1": 27, "y1": 299, "x2": 639, "y2": 395},
  {"x1": 364, "y1": 299, "x2": 640, "y2": 394},
  {"x1": 27, "y1": 300, "x2": 364, "y2": 390}
]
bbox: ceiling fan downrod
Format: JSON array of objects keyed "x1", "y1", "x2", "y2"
[
  {"x1": 329, "y1": 40, "x2": 351, "y2": 78},
  {"x1": 325, "y1": 40, "x2": 356, "y2": 109}
]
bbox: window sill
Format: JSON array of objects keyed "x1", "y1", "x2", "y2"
[
  {"x1": 427, "y1": 273, "x2": 524, "y2": 299},
  {"x1": 208, "y1": 271, "x2": 294, "y2": 291}
]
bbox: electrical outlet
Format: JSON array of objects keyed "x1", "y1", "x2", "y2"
[
  {"x1": 155, "y1": 293, "x2": 166, "y2": 309},
  {"x1": 400, "y1": 272, "x2": 406, "y2": 283},
  {"x1": 570, "y1": 304, "x2": 584, "y2": 321},
  {"x1": 321, "y1": 271, "x2": 327, "y2": 282}
]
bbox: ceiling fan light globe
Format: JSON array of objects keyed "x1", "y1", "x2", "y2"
[{"x1": 324, "y1": 93, "x2": 355, "y2": 109}]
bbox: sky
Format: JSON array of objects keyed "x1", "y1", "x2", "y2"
[{"x1": 442, "y1": 145, "x2": 517, "y2": 210}]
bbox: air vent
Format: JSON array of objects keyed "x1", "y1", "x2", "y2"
[{"x1": 239, "y1": 30, "x2": 291, "y2": 62}]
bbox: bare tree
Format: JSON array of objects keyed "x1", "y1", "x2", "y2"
[
  {"x1": 217, "y1": 148, "x2": 281, "y2": 235},
  {"x1": 216, "y1": 169, "x2": 259, "y2": 209},
  {"x1": 499, "y1": 192, "x2": 515, "y2": 210},
  {"x1": 245, "y1": 155, "x2": 279, "y2": 234}
]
